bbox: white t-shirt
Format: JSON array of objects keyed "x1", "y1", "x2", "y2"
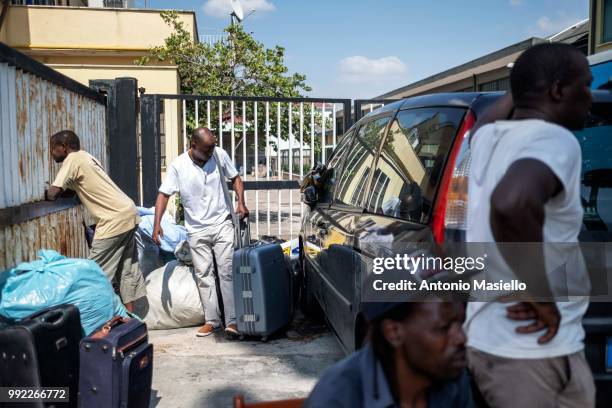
[
  {"x1": 466, "y1": 119, "x2": 589, "y2": 359},
  {"x1": 159, "y1": 147, "x2": 239, "y2": 234}
]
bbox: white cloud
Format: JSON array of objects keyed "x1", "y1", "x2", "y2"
[
  {"x1": 528, "y1": 13, "x2": 585, "y2": 37},
  {"x1": 203, "y1": 0, "x2": 276, "y2": 18},
  {"x1": 510, "y1": 0, "x2": 522, "y2": 6},
  {"x1": 338, "y1": 56, "x2": 408, "y2": 83}
]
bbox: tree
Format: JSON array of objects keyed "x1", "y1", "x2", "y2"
[
  {"x1": 140, "y1": 11, "x2": 339, "y2": 165},
  {"x1": 140, "y1": 11, "x2": 311, "y2": 97}
]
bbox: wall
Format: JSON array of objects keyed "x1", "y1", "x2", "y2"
[
  {"x1": 49, "y1": 64, "x2": 183, "y2": 164},
  {"x1": 0, "y1": 44, "x2": 107, "y2": 270},
  {"x1": 0, "y1": 5, "x2": 197, "y2": 52},
  {"x1": 0, "y1": 5, "x2": 197, "y2": 167}
]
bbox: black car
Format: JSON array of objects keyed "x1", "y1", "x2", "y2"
[{"x1": 299, "y1": 91, "x2": 612, "y2": 406}]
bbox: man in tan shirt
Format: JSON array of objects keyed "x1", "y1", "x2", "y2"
[{"x1": 45, "y1": 130, "x2": 145, "y2": 311}]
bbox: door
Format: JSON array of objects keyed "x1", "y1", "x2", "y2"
[
  {"x1": 355, "y1": 107, "x2": 468, "y2": 307},
  {"x1": 318, "y1": 114, "x2": 392, "y2": 350}
]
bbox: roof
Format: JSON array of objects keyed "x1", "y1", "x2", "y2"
[
  {"x1": 376, "y1": 19, "x2": 590, "y2": 100},
  {"x1": 375, "y1": 38, "x2": 544, "y2": 99},
  {"x1": 547, "y1": 19, "x2": 589, "y2": 44}
]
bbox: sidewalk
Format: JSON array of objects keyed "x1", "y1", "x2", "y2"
[{"x1": 149, "y1": 316, "x2": 343, "y2": 407}]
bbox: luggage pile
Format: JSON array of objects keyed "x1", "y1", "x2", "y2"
[
  {"x1": 135, "y1": 206, "x2": 187, "y2": 275},
  {"x1": 0, "y1": 252, "x2": 153, "y2": 408},
  {"x1": 136, "y1": 241, "x2": 206, "y2": 330}
]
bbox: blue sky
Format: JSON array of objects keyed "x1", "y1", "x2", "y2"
[{"x1": 144, "y1": 0, "x2": 589, "y2": 99}]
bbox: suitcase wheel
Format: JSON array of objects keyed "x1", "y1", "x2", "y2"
[{"x1": 261, "y1": 336, "x2": 268, "y2": 342}]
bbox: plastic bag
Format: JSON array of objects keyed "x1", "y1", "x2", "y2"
[
  {"x1": 135, "y1": 229, "x2": 164, "y2": 277},
  {"x1": 136, "y1": 241, "x2": 204, "y2": 330},
  {"x1": 0, "y1": 250, "x2": 129, "y2": 335},
  {"x1": 136, "y1": 209, "x2": 187, "y2": 254}
]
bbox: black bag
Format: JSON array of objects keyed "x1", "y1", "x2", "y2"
[
  {"x1": 78, "y1": 317, "x2": 153, "y2": 408},
  {"x1": 0, "y1": 304, "x2": 82, "y2": 408}
]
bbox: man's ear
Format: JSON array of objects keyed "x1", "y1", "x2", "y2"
[
  {"x1": 381, "y1": 319, "x2": 404, "y2": 348},
  {"x1": 549, "y1": 80, "x2": 564, "y2": 102}
]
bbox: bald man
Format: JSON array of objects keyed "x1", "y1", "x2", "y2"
[{"x1": 153, "y1": 127, "x2": 248, "y2": 337}]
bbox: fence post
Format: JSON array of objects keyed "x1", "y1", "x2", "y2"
[
  {"x1": 343, "y1": 100, "x2": 352, "y2": 131},
  {"x1": 107, "y1": 77, "x2": 139, "y2": 203},
  {"x1": 140, "y1": 94, "x2": 161, "y2": 207}
]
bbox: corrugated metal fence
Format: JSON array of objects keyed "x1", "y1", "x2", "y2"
[{"x1": 0, "y1": 43, "x2": 107, "y2": 271}]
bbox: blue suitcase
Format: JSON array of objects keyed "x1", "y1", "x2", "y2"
[
  {"x1": 233, "y1": 243, "x2": 292, "y2": 340},
  {"x1": 78, "y1": 317, "x2": 153, "y2": 408}
]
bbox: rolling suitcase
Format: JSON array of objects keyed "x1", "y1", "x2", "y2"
[
  {"x1": 213, "y1": 150, "x2": 293, "y2": 339},
  {"x1": 233, "y1": 243, "x2": 292, "y2": 340},
  {"x1": 0, "y1": 304, "x2": 82, "y2": 408},
  {"x1": 78, "y1": 317, "x2": 153, "y2": 408}
]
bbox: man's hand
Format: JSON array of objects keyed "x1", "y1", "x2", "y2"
[
  {"x1": 152, "y1": 224, "x2": 164, "y2": 246},
  {"x1": 236, "y1": 203, "x2": 249, "y2": 219},
  {"x1": 506, "y1": 302, "x2": 561, "y2": 344},
  {"x1": 45, "y1": 186, "x2": 63, "y2": 201},
  {"x1": 153, "y1": 192, "x2": 171, "y2": 246}
]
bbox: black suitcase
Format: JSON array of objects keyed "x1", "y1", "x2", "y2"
[
  {"x1": 78, "y1": 317, "x2": 153, "y2": 408},
  {"x1": 0, "y1": 304, "x2": 82, "y2": 408},
  {"x1": 233, "y1": 243, "x2": 292, "y2": 340}
]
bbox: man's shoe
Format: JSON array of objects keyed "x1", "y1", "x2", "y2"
[
  {"x1": 225, "y1": 323, "x2": 240, "y2": 339},
  {"x1": 196, "y1": 323, "x2": 220, "y2": 337}
]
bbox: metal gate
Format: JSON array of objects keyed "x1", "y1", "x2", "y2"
[{"x1": 140, "y1": 94, "x2": 400, "y2": 241}]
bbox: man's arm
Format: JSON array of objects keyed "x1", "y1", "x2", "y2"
[
  {"x1": 232, "y1": 175, "x2": 249, "y2": 219},
  {"x1": 152, "y1": 193, "x2": 170, "y2": 245},
  {"x1": 490, "y1": 159, "x2": 562, "y2": 343}
]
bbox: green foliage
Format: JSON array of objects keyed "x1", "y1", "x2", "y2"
[
  {"x1": 139, "y1": 11, "x2": 333, "y2": 154},
  {"x1": 139, "y1": 11, "x2": 310, "y2": 97}
]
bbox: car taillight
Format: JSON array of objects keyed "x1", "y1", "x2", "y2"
[
  {"x1": 445, "y1": 144, "x2": 472, "y2": 229},
  {"x1": 431, "y1": 110, "x2": 475, "y2": 244}
]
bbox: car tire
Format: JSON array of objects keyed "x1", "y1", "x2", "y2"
[{"x1": 299, "y1": 243, "x2": 323, "y2": 318}]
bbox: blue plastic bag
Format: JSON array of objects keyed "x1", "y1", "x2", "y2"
[
  {"x1": 0, "y1": 250, "x2": 129, "y2": 335},
  {"x1": 138, "y1": 214, "x2": 187, "y2": 254}
]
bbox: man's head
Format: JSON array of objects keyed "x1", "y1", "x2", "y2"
[
  {"x1": 510, "y1": 43, "x2": 592, "y2": 130},
  {"x1": 190, "y1": 127, "x2": 217, "y2": 162},
  {"x1": 50, "y1": 130, "x2": 80, "y2": 163},
  {"x1": 371, "y1": 301, "x2": 467, "y2": 381}
]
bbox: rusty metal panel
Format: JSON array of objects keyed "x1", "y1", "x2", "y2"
[
  {"x1": 0, "y1": 55, "x2": 106, "y2": 270},
  {"x1": 1, "y1": 67, "x2": 107, "y2": 210},
  {"x1": 0, "y1": 205, "x2": 88, "y2": 271}
]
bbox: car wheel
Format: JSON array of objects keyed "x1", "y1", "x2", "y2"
[{"x1": 299, "y1": 243, "x2": 323, "y2": 318}]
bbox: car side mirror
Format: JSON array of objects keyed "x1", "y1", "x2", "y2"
[{"x1": 301, "y1": 185, "x2": 318, "y2": 207}]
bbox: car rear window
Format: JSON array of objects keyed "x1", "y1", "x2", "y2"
[
  {"x1": 574, "y1": 101, "x2": 612, "y2": 241},
  {"x1": 364, "y1": 107, "x2": 466, "y2": 224}
]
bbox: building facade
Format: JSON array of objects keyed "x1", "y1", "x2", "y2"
[
  {"x1": 0, "y1": 2, "x2": 198, "y2": 169},
  {"x1": 377, "y1": 20, "x2": 589, "y2": 100},
  {"x1": 590, "y1": 0, "x2": 612, "y2": 53}
]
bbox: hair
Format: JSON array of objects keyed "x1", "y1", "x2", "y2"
[
  {"x1": 191, "y1": 127, "x2": 215, "y2": 145},
  {"x1": 370, "y1": 302, "x2": 417, "y2": 400},
  {"x1": 50, "y1": 130, "x2": 80, "y2": 150},
  {"x1": 510, "y1": 42, "x2": 586, "y2": 104}
]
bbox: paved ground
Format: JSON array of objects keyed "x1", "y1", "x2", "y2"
[{"x1": 148, "y1": 315, "x2": 344, "y2": 408}]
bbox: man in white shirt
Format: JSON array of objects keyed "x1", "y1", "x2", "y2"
[
  {"x1": 153, "y1": 127, "x2": 248, "y2": 337},
  {"x1": 466, "y1": 43, "x2": 595, "y2": 407}
]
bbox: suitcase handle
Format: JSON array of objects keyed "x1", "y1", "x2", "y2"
[
  {"x1": 91, "y1": 316, "x2": 130, "y2": 339},
  {"x1": 24, "y1": 306, "x2": 67, "y2": 327}
]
